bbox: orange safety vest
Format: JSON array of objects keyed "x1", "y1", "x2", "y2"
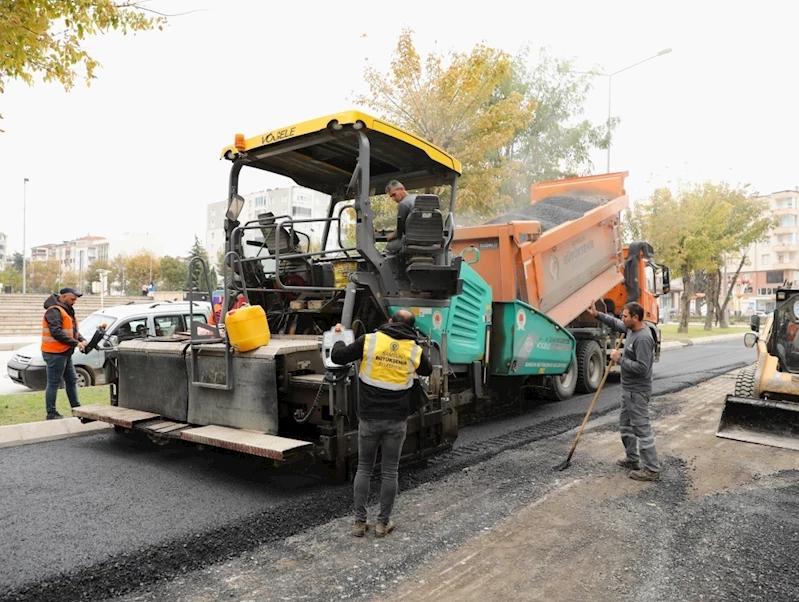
[{"x1": 41, "y1": 305, "x2": 75, "y2": 354}]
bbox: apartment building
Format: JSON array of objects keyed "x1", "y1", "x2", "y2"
[
  {"x1": 206, "y1": 185, "x2": 334, "y2": 269},
  {"x1": 726, "y1": 188, "x2": 799, "y2": 315},
  {"x1": 0, "y1": 231, "x2": 6, "y2": 265},
  {"x1": 30, "y1": 235, "x2": 108, "y2": 271},
  {"x1": 30, "y1": 233, "x2": 165, "y2": 270}
]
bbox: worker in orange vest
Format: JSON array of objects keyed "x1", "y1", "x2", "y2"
[{"x1": 41, "y1": 287, "x2": 87, "y2": 420}]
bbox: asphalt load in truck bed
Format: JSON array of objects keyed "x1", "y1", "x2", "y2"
[{"x1": 483, "y1": 194, "x2": 609, "y2": 231}]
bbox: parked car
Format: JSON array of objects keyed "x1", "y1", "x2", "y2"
[{"x1": 7, "y1": 301, "x2": 212, "y2": 390}]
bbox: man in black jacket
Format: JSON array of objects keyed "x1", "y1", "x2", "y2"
[
  {"x1": 41, "y1": 288, "x2": 87, "y2": 420},
  {"x1": 331, "y1": 309, "x2": 432, "y2": 537}
]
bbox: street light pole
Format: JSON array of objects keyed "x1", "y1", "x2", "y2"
[
  {"x1": 22, "y1": 178, "x2": 28, "y2": 294},
  {"x1": 600, "y1": 48, "x2": 672, "y2": 173}
]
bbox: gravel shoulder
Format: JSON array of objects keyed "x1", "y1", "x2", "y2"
[{"x1": 106, "y1": 369, "x2": 799, "y2": 602}]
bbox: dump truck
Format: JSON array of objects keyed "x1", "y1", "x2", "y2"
[
  {"x1": 74, "y1": 111, "x2": 662, "y2": 477},
  {"x1": 717, "y1": 284, "x2": 799, "y2": 450},
  {"x1": 452, "y1": 172, "x2": 669, "y2": 398}
]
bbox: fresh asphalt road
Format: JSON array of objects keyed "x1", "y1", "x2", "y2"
[{"x1": 0, "y1": 338, "x2": 753, "y2": 597}]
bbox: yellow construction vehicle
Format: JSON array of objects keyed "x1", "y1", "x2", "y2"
[{"x1": 717, "y1": 284, "x2": 799, "y2": 450}]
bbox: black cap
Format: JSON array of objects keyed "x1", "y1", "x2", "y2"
[{"x1": 59, "y1": 287, "x2": 83, "y2": 297}]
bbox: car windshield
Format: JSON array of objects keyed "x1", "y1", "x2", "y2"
[{"x1": 79, "y1": 314, "x2": 118, "y2": 340}]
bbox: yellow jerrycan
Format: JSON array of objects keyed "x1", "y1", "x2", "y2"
[{"x1": 225, "y1": 304, "x2": 271, "y2": 352}]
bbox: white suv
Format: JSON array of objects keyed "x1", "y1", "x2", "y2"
[{"x1": 7, "y1": 301, "x2": 211, "y2": 389}]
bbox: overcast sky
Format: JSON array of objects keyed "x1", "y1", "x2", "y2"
[{"x1": 1, "y1": 1, "x2": 796, "y2": 257}]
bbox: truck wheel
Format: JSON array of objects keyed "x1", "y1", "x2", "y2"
[
  {"x1": 576, "y1": 340, "x2": 604, "y2": 394},
  {"x1": 75, "y1": 367, "x2": 92, "y2": 388},
  {"x1": 545, "y1": 355, "x2": 578, "y2": 401},
  {"x1": 734, "y1": 365, "x2": 757, "y2": 397}
]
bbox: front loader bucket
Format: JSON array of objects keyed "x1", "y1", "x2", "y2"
[{"x1": 716, "y1": 395, "x2": 799, "y2": 451}]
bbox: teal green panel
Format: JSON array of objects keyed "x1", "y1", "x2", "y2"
[
  {"x1": 489, "y1": 301, "x2": 575, "y2": 376},
  {"x1": 389, "y1": 261, "x2": 492, "y2": 366}
]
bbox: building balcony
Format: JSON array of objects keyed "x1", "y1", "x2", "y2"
[
  {"x1": 774, "y1": 225, "x2": 798, "y2": 234},
  {"x1": 774, "y1": 207, "x2": 799, "y2": 216},
  {"x1": 773, "y1": 243, "x2": 798, "y2": 253}
]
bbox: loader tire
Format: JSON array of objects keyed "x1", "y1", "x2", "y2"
[
  {"x1": 576, "y1": 340, "x2": 604, "y2": 394},
  {"x1": 734, "y1": 364, "x2": 757, "y2": 398},
  {"x1": 545, "y1": 355, "x2": 578, "y2": 401}
]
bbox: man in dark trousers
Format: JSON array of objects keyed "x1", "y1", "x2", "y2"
[
  {"x1": 331, "y1": 309, "x2": 432, "y2": 537},
  {"x1": 382, "y1": 180, "x2": 417, "y2": 286},
  {"x1": 383, "y1": 180, "x2": 417, "y2": 255},
  {"x1": 587, "y1": 301, "x2": 661, "y2": 482},
  {"x1": 41, "y1": 287, "x2": 87, "y2": 420}
]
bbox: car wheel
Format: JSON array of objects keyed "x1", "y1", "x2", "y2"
[{"x1": 74, "y1": 367, "x2": 92, "y2": 388}]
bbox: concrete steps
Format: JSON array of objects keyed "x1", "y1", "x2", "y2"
[{"x1": 0, "y1": 294, "x2": 152, "y2": 336}]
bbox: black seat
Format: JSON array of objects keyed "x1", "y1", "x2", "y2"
[
  {"x1": 402, "y1": 195, "x2": 444, "y2": 265},
  {"x1": 257, "y1": 212, "x2": 313, "y2": 285},
  {"x1": 258, "y1": 212, "x2": 300, "y2": 257}
]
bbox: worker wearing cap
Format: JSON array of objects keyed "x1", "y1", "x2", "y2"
[{"x1": 41, "y1": 287, "x2": 87, "y2": 420}]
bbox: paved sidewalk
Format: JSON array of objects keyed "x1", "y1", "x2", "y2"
[{"x1": 0, "y1": 336, "x2": 39, "y2": 351}]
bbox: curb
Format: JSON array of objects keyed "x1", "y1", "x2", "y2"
[
  {"x1": 0, "y1": 417, "x2": 112, "y2": 449},
  {"x1": 661, "y1": 332, "x2": 745, "y2": 351}
]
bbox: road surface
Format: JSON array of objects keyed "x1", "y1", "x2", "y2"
[{"x1": 0, "y1": 339, "x2": 752, "y2": 602}]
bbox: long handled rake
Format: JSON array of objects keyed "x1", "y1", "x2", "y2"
[{"x1": 554, "y1": 334, "x2": 625, "y2": 471}]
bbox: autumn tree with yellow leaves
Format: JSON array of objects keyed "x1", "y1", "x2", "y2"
[
  {"x1": 0, "y1": 1, "x2": 165, "y2": 124},
  {"x1": 634, "y1": 182, "x2": 777, "y2": 332},
  {"x1": 356, "y1": 29, "x2": 534, "y2": 224},
  {"x1": 357, "y1": 31, "x2": 612, "y2": 224}
]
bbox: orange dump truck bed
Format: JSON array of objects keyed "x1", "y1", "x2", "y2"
[{"x1": 451, "y1": 172, "x2": 629, "y2": 327}]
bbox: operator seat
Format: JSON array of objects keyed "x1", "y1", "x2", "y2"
[
  {"x1": 257, "y1": 212, "x2": 313, "y2": 286},
  {"x1": 401, "y1": 195, "x2": 445, "y2": 265},
  {"x1": 399, "y1": 195, "x2": 461, "y2": 297}
]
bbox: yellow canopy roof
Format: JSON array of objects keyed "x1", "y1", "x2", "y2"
[{"x1": 221, "y1": 111, "x2": 461, "y2": 198}]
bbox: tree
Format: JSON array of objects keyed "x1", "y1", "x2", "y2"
[
  {"x1": 499, "y1": 47, "x2": 613, "y2": 206},
  {"x1": 11, "y1": 252, "x2": 23, "y2": 272},
  {"x1": 28, "y1": 259, "x2": 61, "y2": 294},
  {"x1": 187, "y1": 236, "x2": 216, "y2": 290},
  {"x1": 125, "y1": 250, "x2": 159, "y2": 294},
  {"x1": 356, "y1": 29, "x2": 534, "y2": 220},
  {"x1": 637, "y1": 181, "x2": 777, "y2": 333},
  {"x1": 0, "y1": 267, "x2": 22, "y2": 292},
  {"x1": 0, "y1": 1, "x2": 165, "y2": 124},
  {"x1": 110, "y1": 253, "x2": 129, "y2": 294},
  {"x1": 159, "y1": 256, "x2": 188, "y2": 291},
  {"x1": 60, "y1": 269, "x2": 80, "y2": 289},
  {"x1": 85, "y1": 258, "x2": 114, "y2": 285},
  {"x1": 715, "y1": 189, "x2": 777, "y2": 326}
]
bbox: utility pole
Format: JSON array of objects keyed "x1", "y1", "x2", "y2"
[
  {"x1": 22, "y1": 178, "x2": 28, "y2": 294},
  {"x1": 574, "y1": 49, "x2": 672, "y2": 173}
]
